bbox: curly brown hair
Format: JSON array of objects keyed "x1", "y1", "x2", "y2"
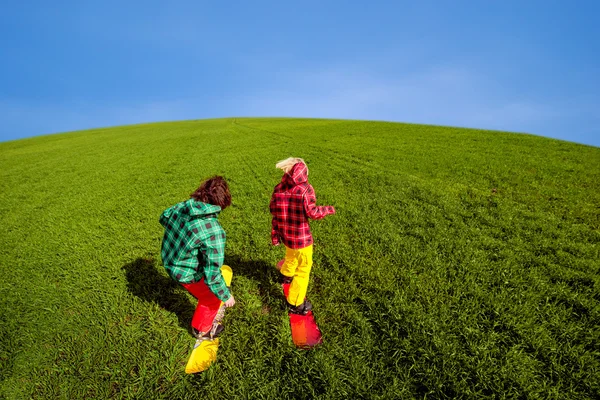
[{"x1": 190, "y1": 176, "x2": 231, "y2": 209}]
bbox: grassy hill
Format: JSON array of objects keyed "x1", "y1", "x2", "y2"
[{"x1": 1, "y1": 118, "x2": 598, "y2": 399}]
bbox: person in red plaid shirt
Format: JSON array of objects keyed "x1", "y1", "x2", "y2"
[
  {"x1": 159, "y1": 176, "x2": 235, "y2": 338},
  {"x1": 270, "y1": 157, "x2": 335, "y2": 314}
]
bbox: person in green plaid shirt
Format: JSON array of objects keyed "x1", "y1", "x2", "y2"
[{"x1": 159, "y1": 176, "x2": 235, "y2": 337}]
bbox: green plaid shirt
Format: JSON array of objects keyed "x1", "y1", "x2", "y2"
[{"x1": 159, "y1": 199, "x2": 231, "y2": 302}]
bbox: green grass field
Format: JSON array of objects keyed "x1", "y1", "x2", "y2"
[{"x1": 1, "y1": 118, "x2": 598, "y2": 399}]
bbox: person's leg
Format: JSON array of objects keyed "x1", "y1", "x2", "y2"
[
  {"x1": 279, "y1": 245, "x2": 299, "y2": 280},
  {"x1": 286, "y1": 245, "x2": 313, "y2": 306},
  {"x1": 181, "y1": 279, "x2": 222, "y2": 334}
]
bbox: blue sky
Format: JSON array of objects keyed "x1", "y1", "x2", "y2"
[{"x1": 1, "y1": 1, "x2": 599, "y2": 146}]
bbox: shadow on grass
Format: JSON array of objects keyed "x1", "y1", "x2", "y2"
[
  {"x1": 121, "y1": 257, "x2": 196, "y2": 335},
  {"x1": 122, "y1": 254, "x2": 285, "y2": 334},
  {"x1": 225, "y1": 254, "x2": 286, "y2": 307}
]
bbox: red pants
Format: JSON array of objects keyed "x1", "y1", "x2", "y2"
[{"x1": 181, "y1": 279, "x2": 222, "y2": 333}]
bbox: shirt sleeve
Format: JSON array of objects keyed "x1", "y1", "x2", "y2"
[
  {"x1": 303, "y1": 184, "x2": 335, "y2": 220},
  {"x1": 202, "y1": 230, "x2": 231, "y2": 302},
  {"x1": 269, "y1": 193, "x2": 281, "y2": 245}
]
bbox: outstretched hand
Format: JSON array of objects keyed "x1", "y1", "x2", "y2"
[{"x1": 224, "y1": 295, "x2": 236, "y2": 308}]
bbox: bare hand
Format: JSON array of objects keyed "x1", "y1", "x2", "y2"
[{"x1": 224, "y1": 295, "x2": 236, "y2": 308}]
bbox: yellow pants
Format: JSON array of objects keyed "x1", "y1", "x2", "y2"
[{"x1": 280, "y1": 245, "x2": 313, "y2": 306}]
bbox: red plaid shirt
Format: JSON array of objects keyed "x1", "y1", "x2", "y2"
[{"x1": 270, "y1": 162, "x2": 335, "y2": 249}]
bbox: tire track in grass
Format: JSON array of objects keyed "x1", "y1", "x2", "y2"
[{"x1": 230, "y1": 119, "x2": 294, "y2": 190}]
